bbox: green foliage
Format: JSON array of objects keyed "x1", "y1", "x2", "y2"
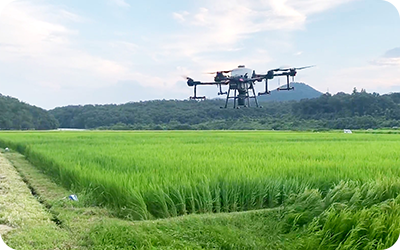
[
  {"x1": 282, "y1": 189, "x2": 324, "y2": 232},
  {"x1": 1, "y1": 151, "x2": 305, "y2": 250},
  {"x1": 2, "y1": 131, "x2": 400, "y2": 249},
  {"x1": 49, "y1": 91, "x2": 400, "y2": 130},
  {"x1": 1, "y1": 131, "x2": 400, "y2": 220},
  {"x1": 297, "y1": 180, "x2": 400, "y2": 250},
  {"x1": 2, "y1": 89, "x2": 400, "y2": 131},
  {"x1": 0, "y1": 94, "x2": 58, "y2": 130}
]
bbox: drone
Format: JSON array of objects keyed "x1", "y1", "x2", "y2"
[{"x1": 185, "y1": 65, "x2": 314, "y2": 108}]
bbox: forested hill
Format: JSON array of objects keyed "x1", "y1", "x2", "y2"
[
  {"x1": 258, "y1": 82, "x2": 323, "y2": 102},
  {"x1": 49, "y1": 90, "x2": 400, "y2": 130},
  {"x1": 0, "y1": 94, "x2": 59, "y2": 130}
]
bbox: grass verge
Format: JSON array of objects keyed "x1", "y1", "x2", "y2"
[{"x1": 0, "y1": 151, "x2": 71, "y2": 249}]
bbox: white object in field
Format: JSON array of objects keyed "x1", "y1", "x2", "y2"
[
  {"x1": 344, "y1": 129, "x2": 352, "y2": 134},
  {"x1": 4, "y1": 148, "x2": 9, "y2": 152},
  {"x1": 68, "y1": 194, "x2": 78, "y2": 201}
]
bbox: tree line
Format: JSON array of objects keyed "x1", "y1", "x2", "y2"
[
  {"x1": 0, "y1": 94, "x2": 58, "y2": 130},
  {"x1": 49, "y1": 90, "x2": 400, "y2": 131},
  {"x1": 1, "y1": 90, "x2": 399, "y2": 131}
]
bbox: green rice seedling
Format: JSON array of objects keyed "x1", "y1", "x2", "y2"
[{"x1": 1, "y1": 131, "x2": 400, "y2": 223}]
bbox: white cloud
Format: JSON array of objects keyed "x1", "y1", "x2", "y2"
[
  {"x1": 0, "y1": 2, "x2": 190, "y2": 92},
  {"x1": 371, "y1": 57, "x2": 400, "y2": 66},
  {"x1": 167, "y1": 0, "x2": 359, "y2": 59},
  {"x1": 56, "y1": 9, "x2": 87, "y2": 23},
  {"x1": 0, "y1": 0, "x2": 390, "y2": 108},
  {"x1": 172, "y1": 11, "x2": 189, "y2": 22},
  {"x1": 286, "y1": 0, "x2": 360, "y2": 15},
  {"x1": 370, "y1": 48, "x2": 400, "y2": 67},
  {"x1": 295, "y1": 46, "x2": 400, "y2": 96},
  {"x1": 383, "y1": 47, "x2": 400, "y2": 58},
  {"x1": 0, "y1": 1, "x2": 132, "y2": 87},
  {"x1": 161, "y1": 0, "x2": 361, "y2": 83},
  {"x1": 0, "y1": 8, "x2": 76, "y2": 58},
  {"x1": 109, "y1": 0, "x2": 130, "y2": 8},
  {"x1": 323, "y1": 63, "x2": 400, "y2": 95},
  {"x1": 295, "y1": 51, "x2": 303, "y2": 56}
]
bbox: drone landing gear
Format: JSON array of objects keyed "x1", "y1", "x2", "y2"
[
  {"x1": 277, "y1": 75, "x2": 295, "y2": 91},
  {"x1": 190, "y1": 85, "x2": 206, "y2": 100},
  {"x1": 190, "y1": 96, "x2": 206, "y2": 100},
  {"x1": 223, "y1": 82, "x2": 260, "y2": 108},
  {"x1": 258, "y1": 79, "x2": 271, "y2": 96},
  {"x1": 217, "y1": 84, "x2": 227, "y2": 95},
  {"x1": 251, "y1": 82, "x2": 260, "y2": 108}
]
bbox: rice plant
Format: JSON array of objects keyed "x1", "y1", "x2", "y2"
[{"x1": 0, "y1": 130, "x2": 399, "y2": 223}]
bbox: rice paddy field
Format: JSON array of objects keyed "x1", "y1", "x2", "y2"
[{"x1": 1, "y1": 130, "x2": 400, "y2": 249}]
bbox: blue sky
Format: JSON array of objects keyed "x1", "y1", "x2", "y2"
[{"x1": 0, "y1": 0, "x2": 399, "y2": 109}]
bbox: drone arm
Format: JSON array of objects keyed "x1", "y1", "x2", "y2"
[
  {"x1": 252, "y1": 72, "x2": 295, "y2": 92},
  {"x1": 187, "y1": 76, "x2": 229, "y2": 86},
  {"x1": 188, "y1": 80, "x2": 229, "y2": 86},
  {"x1": 187, "y1": 78, "x2": 229, "y2": 99},
  {"x1": 272, "y1": 72, "x2": 287, "y2": 77},
  {"x1": 197, "y1": 81, "x2": 229, "y2": 86}
]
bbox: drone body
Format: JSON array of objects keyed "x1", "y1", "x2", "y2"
[
  {"x1": 230, "y1": 65, "x2": 253, "y2": 78},
  {"x1": 186, "y1": 65, "x2": 314, "y2": 108},
  {"x1": 224, "y1": 66, "x2": 257, "y2": 108}
]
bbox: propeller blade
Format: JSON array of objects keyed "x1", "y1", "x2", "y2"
[
  {"x1": 277, "y1": 65, "x2": 292, "y2": 71},
  {"x1": 205, "y1": 70, "x2": 232, "y2": 74},
  {"x1": 273, "y1": 65, "x2": 315, "y2": 72},
  {"x1": 294, "y1": 65, "x2": 315, "y2": 70},
  {"x1": 272, "y1": 67, "x2": 291, "y2": 72}
]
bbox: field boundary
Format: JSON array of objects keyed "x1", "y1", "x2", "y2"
[
  {"x1": 0, "y1": 151, "x2": 56, "y2": 228},
  {"x1": 0, "y1": 151, "x2": 64, "y2": 249}
]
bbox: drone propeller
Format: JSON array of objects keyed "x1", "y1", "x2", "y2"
[
  {"x1": 182, "y1": 75, "x2": 196, "y2": 87},
  {"x1": 295, "y1": 65, "x2": 315, "y2": 70},
  {"x1": 206, "y1": 70, "x2": 232, "y2": 74},
  {"x1": 277, "y1": 65, "x2": 315, "y2": 71},
  {"x1": 181, "y1": 75, "x2": 192, "y2": 81}
]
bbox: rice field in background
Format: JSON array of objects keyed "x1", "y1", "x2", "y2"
[{"x1": 0, "y1": 130, "x2": 399, "y2": 222}]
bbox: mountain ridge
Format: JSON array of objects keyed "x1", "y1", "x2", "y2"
[{"x1": 257, "y1": 82, "x2": 323, "y2": 102}]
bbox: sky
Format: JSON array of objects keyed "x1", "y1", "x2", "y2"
[{"x1": 0, "y1": 0, "x2": 399, "y2": 109}]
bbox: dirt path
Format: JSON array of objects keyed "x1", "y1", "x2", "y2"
[{"x1": 0, "y1": 152, "x2": 53, "y2": 236}]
